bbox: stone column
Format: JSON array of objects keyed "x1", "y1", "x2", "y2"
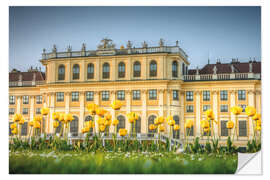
[
  {"x1": 96, "y1": 59, "x2": 100, "y2": 81},
  {"x1": 212, "y1": 90, "x2": 219, "y2": 137},
  {"x1": 16, "y1": 96, "x2": 21, "y2": 114},
  {"x1": 127, "y1": 57, "x2": 132, "y2": 80},
  {"x1": 158, "y1": 89, "x2": 165, "y2": 117},
  {"x1": 110, "y1": 90, "x2": 116, "y2": 133},
  {"x1": 142, "y1": 89, "x2": 147, "y2": 134},
  {"x1": 255, "y1": 90, "x2": 261, "y2": 113},
  {"x1": 230, "y1": 90, "x2": 236, "y2": 137},
  {"x1": 65, "y1": 92, "x2": 70, "y2": 114},
  {"x1": 180, "y1": 91, "x2": 185, "y2": 138},
  {"x1": 248, "y1": 90, "x2": 256, "y2": 139},
  {"x1": 67, "y1": 61, "x2": 71, "y2": 82},
  {"x1": 79, "y1": 91, "x2": 85, "y2": 133},
  {"x1": 81, "y1": 61, "x2": 85, "y2": 82},
  {"x1": 166, "y1": 89, "x2": 171, "y2": 133},
  {"x1": 49, "y1": 92, "x2": 55, "y2": 133},
  {"x1": 195, "y1": 90, "x2": 201, "y2": 137},
  {"x1": 29, "y1": 96, "x2": 35, "y2": 122}
]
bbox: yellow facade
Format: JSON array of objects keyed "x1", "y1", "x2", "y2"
[{"x1": 9, "y1": 39, "x2": 261, "y2": 146}]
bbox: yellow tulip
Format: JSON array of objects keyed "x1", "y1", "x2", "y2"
[
  {"x1": 97, "y1": 117, "x2": 105, "y2": 125},
  {"x1": 12, "y1": 128, "x2": 18, "y2": 135},
  {"x1": 41, "y1": 107, "x2": 49, "y2": 115},
  {"x1": 168, "y1": 119, "x2": 175, "y2": 126},
  {"x1": 154, "y1": 118, "x2": 159, "y2": 125},
  {"x1": 245, "y1": 106, "x2": 256, "y2": 117},
  {"x1": 64, "y1": 113, "x2": 74, "y2": 123},
  {"x1": 166, "y1": 115, "x2": 173, "y2": 122},
  {"x1": 205, "y1": 109, "x2": 214, "y2": 119},
  {"x1": 119, "y1": 128, "x2": 128, "y2": 136},
  {"x1": 99, "y1": 125, "x2": 106, "y2": 132},
  {"x1": 185, "y1": 120, "x2": 194, "y2": 129},
  {"x1": 29, "y1": 121, "x2": 34, "y2": 127},
  {"x1": 230, "y1": 106, "x2": 242, "y2": 115},
  {"x1": 59, "y1": 113, "x2": 65, "y2": 122},
  {"x1": 52, "y1": 112, "x2": 60, "y2": 120},
  {"x1": 173, "y1": 124, "x2": 180, "y2": 131},
  {"x1": 85, "y1": 126, "x2": 90, "y2": 132},
  {"x1": 149, "y1": 124, "x2": 157, "y2": 131},
  {"x1": 13, "y1": 113, "x2": 22, "y2": 122},
  {"x1": 10, "y1": 123, "x2": 17, "y2": 129},
  {"x1": 127, "y1": 112, "x2": 137, "y2": 123},
  {"x1": 87, "y1": 103, "x2": 99, "y2": 115},
  {"x1": 204, "y1": 127, "x2": 210, "y2": 133},
  {"x1": 252, "y1": 113, "x2": 261, "y2": 121},
  {"x1": 84, "y1": 121, "x2": 92, "y2": 129},
  {"x1": 34, "y1": 115, "x2": 42, "y2": 122},
  {"x1": 201, "y1": 120, "x2": 210, "y2": 129},
  {"x1": 158, "y1": 124, "x2": 165, "y2": 132},
  {"x1": 81, "y1": 127, "x2": 86, "y2": 134},
  {"x1": 104, "y1": 112, "x2": 112, "y2": 121},
  {"x1": 226, "y1": 121, "x2": 234, "y2": 129},
  {"x1": 256, "y1": 119, "x2": 261, "y2": 126},
  {"x1": 158, "y1": 116, "x2": 165, "y2": 124},
  {"x1": 34, "y1": 121, "x2": 41, "y2": 129},
  {"x1": 112, "y1": 119, "x2": 119, "y2": 126},
  {"x1": 96, "y1": 108, "x2": 107, "y2": 117},
  {"x1": 255, "y1": 126, "x2": 261, "y2": 131},
  {"x1": 105, "y1": 120, "x2": 112, "y2": 126},
  {"x1": 18, "y1": 117, "x2": 25, "y2": 125},
  {"x1": 110, "y1": 100, "x2": 122, "y2": 110}
]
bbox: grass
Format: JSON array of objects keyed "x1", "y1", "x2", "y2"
[{"x1": 9, "y1": 150, "x2": 238, "y2": 174}]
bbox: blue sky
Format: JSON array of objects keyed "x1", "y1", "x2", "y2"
[{"x1": 9, "y1": 6, "x2": 261, "y2": 71}]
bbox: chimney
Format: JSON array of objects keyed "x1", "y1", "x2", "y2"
[
  {"x1": 231, "y1": 64, "x2": 235, "y2": 73},
  {"x1": 249, "y1": 61, "x2": 253, "y2": 73},
  {"x1": 213, "y1": 65, "x2": 217, "y2": 74}
]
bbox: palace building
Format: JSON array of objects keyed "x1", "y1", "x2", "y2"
[{"x1": 9, "y1": 39, "x2": 261, "y2": 146}]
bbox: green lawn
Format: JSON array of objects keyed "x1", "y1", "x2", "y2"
[{"x1": 9, "y1": 150, "x2": 237, "y2": 174}]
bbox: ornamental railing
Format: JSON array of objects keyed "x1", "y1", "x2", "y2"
[
  {"x1": 9, "y1": 81, "x2": 45, "y2": 87},
  {"x1": 41, "y1": 46, "x2": 188, "y2": 60},
  {"x1": 183, "y1": 73, "x2": 261, "y2": 81}
]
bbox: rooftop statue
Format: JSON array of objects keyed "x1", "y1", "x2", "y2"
[{"x1": 97, "y1": 38, "x2": 116, "y2": 50}]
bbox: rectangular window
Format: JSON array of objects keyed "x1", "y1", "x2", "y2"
[
  {"x1": 239, "y1": 121, "x2": 247, "y2": 137},
  {"x1": 22, "y1": 108, "x2": 28, "y2": 115},
  {"x1": 186, "y1": 105, "x2": 194, "y2": 113},
  {"x1": 9, "y1": 96, "x2": 15, "y2": 105},
  {"x1": 239, "y1": 104, "x2": 246, "y2": 112},
  {"x1": 56, "y1": 92, "x2": 64, "y2": 102},
  {"x1": 203, "y1": 91, "x2": 210, "y2": 101},
  {"x1": 220, "y1": 90, "x2": 228, "y2": 101},
  {"x1": 132, "y1": 90, "x2": 141, "y2": 100},
  {"x1": 9, "y1": 108, "x2": 15, "y2": 115},
  {"x1": 71, "y1": 92, "x2": 79, "y2": 102},
  {"x1": 21, "y1": 122, "x2": 28, "y2": 136},
  {"x1": 221, "y1": 120, "x2": 228, "y2": 136},
  {"x1": 203, "y1": 105, "x2": 211, "y2": 112},
  {"x1": 117, "y1": 90, "x2": 125, "y2": 100},
  {"x1": 220, "y1": 105, "x2": 228, "y2": 112},
  {"x1": 102, "y1": 91, "x2": 110, "y2": 101},
  {"x1": 149, "y1": 89, "x2": 157, "y2": 100},
  {"x1": 86, "y1": 91, "x2": 94, "y2": 101},
  {"x1": 22, "y1": 96, "x2": 29, "y2": 104},
  {"x1": 186, "y1": 91, "x2": 193, "y2": 101},
  {"x1": 173, "y1": 90, "x2": 179, "y2": 100},
  {"x1": 36, "y1": 108, "x2": 41, "y2": 114},
  {"x1": 186, "y1": 126, "x2": 194, "y2": 136},
  {"x1": 36, "y1": 95, "x2": 42, "y2": 104},
  {"x1": 238, "y1": 90, "x2": 246, "y2": 100}
]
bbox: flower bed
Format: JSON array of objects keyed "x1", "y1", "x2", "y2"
[{"x1": 9, "y1": 150, "x2": 237, "y2": 174}]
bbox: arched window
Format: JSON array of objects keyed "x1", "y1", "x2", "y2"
[
  {"x1": 56, "y1": 121, "x2": 63, "y2": 135},
  {"x1": 73, "y1": 64, "x2": 80, "y2": 80},
  {"x1": 173, "y1": 115, "x2": 180, "y2": 139},
  {"x1": 87, "y1": 63, "x2": 94, "y2": 79},
  {"x1": 70, "y1": 116, "x2": 79, "y2": 136},
  {"x1": 118, "y1": 62, "x2": 125, "y2": 78},
  {"x1": 85, "y1": 115, "x2": 93, "y2": 134},
  {"x1": 58, "y1": 65, "x2": 65, "y2": 80},
  {"x1": 172, "y1": 61, "x2": 178, "y2": 78},
  {"x1": 148, "y1": 115, "x2": 157, "y2": 137},
  {"x1": 150, "y1": 60, "x2": 157, "y2": 77},
  {"x1": 133, "y1": 61, "x2": 141, "y2": 77},
  {"x1": 131, "y1": 116, "x2": 141, "y2": 133},
  {"x1": 117, "y1": 115, "x2": 125, "y2": 132},
  {"x1": 102, "y1": 63, "x2": 110, "y2": 79}
]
